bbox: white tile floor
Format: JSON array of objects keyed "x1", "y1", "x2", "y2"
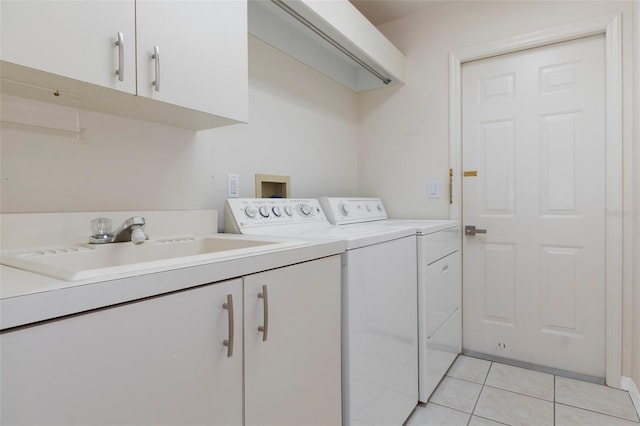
[{"x1": 405, "y1": 355, "x2": 640, "y2": 426}]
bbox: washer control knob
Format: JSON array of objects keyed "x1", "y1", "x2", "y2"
[
  {"x1": 272, "y1": 206, "x2": 282, "y2": 217},
  {"x1": 339, "y1": 203, "x2": 350, "y2": 216},
  {"x1": 377, "y1": 204, "x2": 383, "y2": 211},
  {"x1": 259, "y1": 206, "x2": 270, "y2": 218},
  {"x1": 366, "y1": 205, "x2": 371, "y2": 212},
  {"x1": 245, "y1": 206, "x2": 258, "y2": 218},
  {"x1": 284, "y1": 206, "x2": 294, "y2": 216},
  {"x1": 299, "y1": 204, "x2": 312, "y2": 216}
]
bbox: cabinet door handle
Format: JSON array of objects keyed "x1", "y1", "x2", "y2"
[
  {"x1": 151, "y1": 45, "x2": 160, "y2": 91},
  {"x1": 115, "y1": 32, "x2": 124, "y2": 82},
  {"x1": 222, "y1": 294, "x2": 234, "y2": 357},
  {"x1": 258, "y1": 285, "x2": 269, "y2": 342}
]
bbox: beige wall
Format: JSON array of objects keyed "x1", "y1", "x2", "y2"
[
  {"x1": 0, "y1": 36, "x2": 359, "y2": 230},
  {"x1": 358, "y1": 0, "x2": 637, "y2": 382}
]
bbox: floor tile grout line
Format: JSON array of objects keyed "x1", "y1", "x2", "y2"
[
  {"x1": 444, "y1": 355, "x2": 494, "y2": 386},
  {"x1": 427, "y1": 400, "x2": 474, "y2": 417},
  {"x1": 555, "y1": 401, "x2": 640, "y2": 424},
  {"x1": 467, "y1": 386, "x2": 482, "y2": 426},
  {"x1": 472, "y1": 414, "x2": 512, "y2": 426},
  {"x1": 441, "y1": 374, "x2": 490, "y2": 388},
  {"x1": 445, "y1": 373, "x2": 489, "y2": 386},
  {"x1": 466, "y1": 361, "x2": 492, "y2": 425},
  {"x1": 483, "y1": 361, "x2": 493, "y2": 386},
  {"x1": 482, "y1": 383, "x2": 555, "y2": 403}
]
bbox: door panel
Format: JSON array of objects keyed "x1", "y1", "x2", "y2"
[{"x1": 462, "y1": 35, "x2": 606, "y2": 377}]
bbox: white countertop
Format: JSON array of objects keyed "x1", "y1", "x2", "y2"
[{"x1": 0, "y1": 237, "x2": 345, "y2": 330}]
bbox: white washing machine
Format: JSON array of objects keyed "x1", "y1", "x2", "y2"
[
  {"x1": 224, "y1": 198, "x2": 418, "y2": 426},
  {"x1": 319, "y1": 197, "x2": 461, "y2": 402}
]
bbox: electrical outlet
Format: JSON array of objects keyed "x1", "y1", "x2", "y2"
[
  {"x1": 496, "y1": 341, "x2": 509, "y2": 351},
  {"x1": 228, "y1": 174, "x2": 239, "y2": 198}
]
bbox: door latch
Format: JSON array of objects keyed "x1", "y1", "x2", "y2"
[{"x1": 465, "y1": 225, "x2": 487, "y2": 236}]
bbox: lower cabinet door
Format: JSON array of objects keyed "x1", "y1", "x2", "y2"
[
  {"x1": 0, "y1": 279, "x2": 243, "y2": 426},
  {"x1": 244, "y1": 256, "x2": 342, "y2": 426}
]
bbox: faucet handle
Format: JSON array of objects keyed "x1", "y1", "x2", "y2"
[{"x1": 91, "y1": 217, "x2": 112, "y2": 236}]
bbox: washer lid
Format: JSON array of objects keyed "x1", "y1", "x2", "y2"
[{"x1": 300, "y1": 222, "x2": 415, "y2": 250}]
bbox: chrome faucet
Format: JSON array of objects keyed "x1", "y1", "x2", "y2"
[{"x1": 89, "y1": 216, "x2": 148, "y2": 244}]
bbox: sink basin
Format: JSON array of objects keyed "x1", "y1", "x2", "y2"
[{"x1": 1, "y1": 235, "x2": 305, "y2": 281}]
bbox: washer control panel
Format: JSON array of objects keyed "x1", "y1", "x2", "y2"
[
  {"x1": 225, "y1": 198, "x2": 328, "y2": 232},
  {"x1": 318, "y1": 197, "x2": 388, "y2": 225}
]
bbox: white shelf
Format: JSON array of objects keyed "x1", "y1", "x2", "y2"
[{"x1": 248, "y1": 0, "x2": 405, "y2": 92}]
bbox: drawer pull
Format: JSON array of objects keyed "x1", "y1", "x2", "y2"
[
  {"x1": 258, "y1": 285, "x2": 269, "y2": 342},
  {"x1": 151, "y1": 45, "x2": 160, "y2": 91},
  {"x1": 223, "y1": 294, "x2": 234, "y2": 357},
  {"x1": 115, "y1": 32, "x2": 124, "y2": 81}
]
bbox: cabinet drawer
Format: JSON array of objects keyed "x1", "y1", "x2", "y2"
[{"x1": 419, "y1": 226, "x2": 460, "y2": 264}]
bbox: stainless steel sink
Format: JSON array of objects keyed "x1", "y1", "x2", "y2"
[{"x1": 0, "y1": 235, "x2": 305, "y2": 281}]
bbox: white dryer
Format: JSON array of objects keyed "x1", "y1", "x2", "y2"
[
  {"x1": 319, "y1": 197, "x2": 461, "y2": 402},
  {"x1": 224, "y1": 198, "x2": 419, "y2": 426}
]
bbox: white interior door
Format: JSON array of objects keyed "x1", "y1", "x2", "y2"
[{"x1": 462, "y1": 34, "x2": 606, "y2": 378}]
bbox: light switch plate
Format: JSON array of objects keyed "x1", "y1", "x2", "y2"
[
  {"x1": 228, "y1": 174, "x2": 239, "y2": 198},
  {"x1": 427, "y1": 180, "x2": 440, "y2": 199}
]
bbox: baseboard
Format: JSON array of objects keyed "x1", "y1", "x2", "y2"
[
  {"x1": 621, "y1": 376, "x2": 640, "y2": 420},
  {"x1": 461, "y1": 350, "x2": 605, "y2": 384}
]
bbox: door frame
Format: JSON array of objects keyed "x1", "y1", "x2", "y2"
[{"x1": 448, "y1": 14, "x2": 623, "y2": 387}]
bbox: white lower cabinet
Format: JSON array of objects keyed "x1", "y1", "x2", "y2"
[
  {"x1": 244, "y1": 256, "x2": 342, "y2": 426},
  {"x1": 0, "y1": 278, "x2": 244, "y2": 426},
  {"x1": 0, "y1": 256, "x2": 342, "y2": 426}
]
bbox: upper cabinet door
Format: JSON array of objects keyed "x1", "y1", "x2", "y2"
[
  {"x1": 136, "y1": 0, "x2": 248, "y2": 122},
  {"x1": 0, "y1": 0, "x2": 136, "y2": 94}
]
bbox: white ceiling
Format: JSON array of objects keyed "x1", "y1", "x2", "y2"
[{"x1": 349, "y1": 0, "x2": 435, "y2": 26}]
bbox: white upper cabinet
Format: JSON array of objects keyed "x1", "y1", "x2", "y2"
[
  {"x1": 0, "y1": 0, "x2": 248, "y2": 130},
  {"x1": 0, "y1": 0, "x2": 137, "y2": 94},
  {"x1": 248, "y1": 0, "x2": 405, "y2": 92},
  {"x1": 136, "y1": 0, "x2": 248, "y2": 123}
]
